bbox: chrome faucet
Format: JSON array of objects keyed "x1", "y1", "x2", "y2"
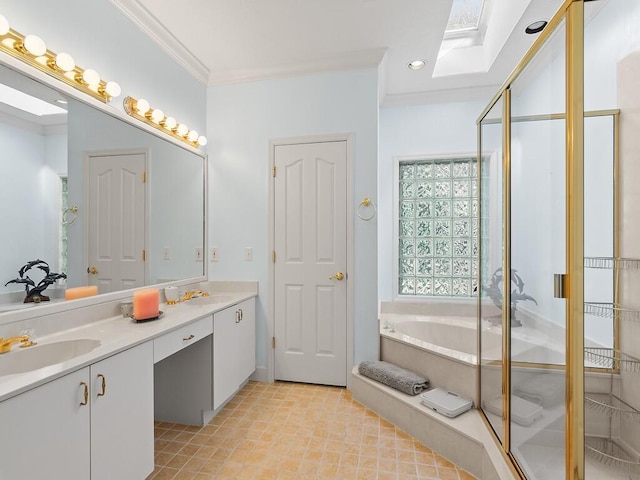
[{"x1": 0, "y1": 335, "x2": 35, "y2": 354}]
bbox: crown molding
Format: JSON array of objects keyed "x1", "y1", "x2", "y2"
[
  {"x1": 209, "y1": 47, "x2": 387, "y2": 86},
  {"x1": 381, "y1": 85, "x2": 500, "y2": 108},
  {"x1": 107, "y1": 0, "x2": 210, "y2": 85}
]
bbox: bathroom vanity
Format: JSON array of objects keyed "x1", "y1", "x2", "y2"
[{"x1": 0, "y1": 287, "x2": 256, "y2": 480}]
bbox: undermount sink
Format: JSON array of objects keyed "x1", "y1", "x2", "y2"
[
  {"x1": 187, "y1": 294, "x2": 236, "y2": 306},
  {"x1": 0, "y1": 339, "x2": 101, "y2": 377}
]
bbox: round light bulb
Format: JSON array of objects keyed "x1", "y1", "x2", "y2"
[
  {"x1": 24, "y1": 35, "x2": 46, "y2": 56},
  {"x1": 150, "y1": 109, "x2": 164, "y2": 124},
  {"x1": 0, "y1": 15, "x2": 10, "y2": 36},
  {"x1": 105, "y1": 81, "x2": 121, "y2": 98},
  {"x1": 55, "y1": 52, "x2": 75, "y2": 72},
  {"x1": 135, "y1": 98, "x2": 150, "y2": 115},
  {"x1": 176, "y1": 124, "x2": 188, "y2": 137},
  {"x1": 187, "y1": 130, "x2": 199, "y2": 142},
  {"x1": 164, "y1": 116, "x2": 177, "y2": 130},
  {"x1": 82, "y1": 68, "x2": 100, "y2": 87},
  {"x1": 197, "y1": 136, "x2": 208, "y2": 146}
]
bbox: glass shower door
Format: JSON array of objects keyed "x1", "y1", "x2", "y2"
[
  {"x1": 509, "y1": 20, "x2": 567, "y2": 478},
  {"x1": 479, "y1": 96, "x2": 505, "y2": 443}
]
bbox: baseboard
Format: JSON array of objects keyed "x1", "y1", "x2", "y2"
[{"x1": 250, "y1": 365, "x2": 268, "y2": 383}]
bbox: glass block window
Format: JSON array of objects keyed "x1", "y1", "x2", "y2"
[{"x1": 398, "y1": 157, "x2": 478, "y2": 297}]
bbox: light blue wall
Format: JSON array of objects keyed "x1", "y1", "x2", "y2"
[
  {"x1": 378, "y1": 100, "x2": 487, "y2": 301},
  {"x1": 207, "y1": 69, "x2": 379, "y2": 371},
  {"x1": 2, "y1": 0, "x2": 206, "y2": 128},
  {"x1": 0, "y1": 122, "x2": 49, "y2": 280}
]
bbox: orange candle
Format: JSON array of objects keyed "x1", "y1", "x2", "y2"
[
  {"x1": 65, "y1": 286, "x2": 98, "y2": 300},
  {"x1": 133, "y1": 289, "x2": 160, "y2": 319}
]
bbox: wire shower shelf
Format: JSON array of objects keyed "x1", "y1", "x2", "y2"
[
  {"x1": 585, "y1": 392, "x2": 640, "y2": 423},
  {"x1": 584, "y1": 348, "x2": 640, "y2": 372},
  {"x1": 584, "y1": 302, "x2": 640, "y2": 322},
  {"x1": 584, "y1": 257, "x2": 640, "y2": 270},
  {"x1": 585, "y1": 436, "x2": 640, "y2": 476}
]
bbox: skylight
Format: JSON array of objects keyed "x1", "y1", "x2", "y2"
[
  {"x1": 0, "y1": 83, "x2": 67, "y2": 116},
  {"x1": 445, "y1": 0, "x2": 485, "y2": 33}
]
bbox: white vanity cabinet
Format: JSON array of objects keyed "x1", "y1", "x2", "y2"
[
  {"x1": 0, "y1": 342, "x2": 153, "y2": 480},
  {"x1": 213, "y1": 298, "x2": 256, "y2": 410},
  {"x1": 0, "y1": 368, "x2": 90, "y2": 479},
  {"x1": 237, "y1": 298, "x2": 256, "y2": 383},
  {"x1": 91, "y1": 341, "x2": 154, "y2": 480}
]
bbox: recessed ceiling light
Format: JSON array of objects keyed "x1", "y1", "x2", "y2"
[
  {"x1": 525, "y1": 20, "x2": 547, "y2": 35},
  {"x1": 408, "y1": 60, "x2": 426, "y2": 70}
]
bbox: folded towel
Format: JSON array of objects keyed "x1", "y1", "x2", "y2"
[
  {"x1": 515, "y1": 373, "x2": 564, "y2": 407},
  {"x1": 358, "y1": 361, "x2": 429, "y2": 396}
]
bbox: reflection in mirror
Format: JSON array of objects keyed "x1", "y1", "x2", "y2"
[{"x1": 0, "y1": 62, "x2": 205, "y2": 312}]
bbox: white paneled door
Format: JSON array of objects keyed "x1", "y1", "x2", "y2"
[
  {"x1": 87, "y1": 152, "x2": 146, "y2": 293},
  {"x1": 274, "y1": 141, "x2": 347, "y2": 386}
]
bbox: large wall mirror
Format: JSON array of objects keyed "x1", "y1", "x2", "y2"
[{"x1": 0, "y1": 62, "x2": 205, "y2": 314}]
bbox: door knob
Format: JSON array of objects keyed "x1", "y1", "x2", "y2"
[
  {"x1": 329, "y1": 272, "x2": 345, "y2": 281},
  {"x1": 87, "y1": 266, "x2": 98, "y2": 275}
]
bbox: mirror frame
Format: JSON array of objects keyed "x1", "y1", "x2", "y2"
[{"x1": 0, "y1": 53, "x2": 208, "y2": 326}]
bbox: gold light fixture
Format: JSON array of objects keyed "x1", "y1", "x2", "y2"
[
  {"x1": 123, "y1": 96, "x2": 207, "y2": 148},
  {"x1": 0, "y1": 14, "x2": 120, "y2": 103}
]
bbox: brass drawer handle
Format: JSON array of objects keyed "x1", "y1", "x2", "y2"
[
  {"x1": 97, "y1": 374, "x2": 106, "y2": 397},
  {"x1": 183, "y1": 334, "x2": 195, "y2": 341},
  {"x1": 80, "y1": 382, "x2": 88, "y2": 406}
]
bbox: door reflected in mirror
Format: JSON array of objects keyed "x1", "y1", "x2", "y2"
[{"x1": 0, "y1": 62, "x2": 205, "y2": 311}]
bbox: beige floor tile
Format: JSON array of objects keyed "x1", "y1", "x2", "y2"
[
  {"x1": 438, "y1": 466, "x2": 462, "y2": 480},
  {"x1": 148, "y1": 381, "x2": 478, "y2": 480}
]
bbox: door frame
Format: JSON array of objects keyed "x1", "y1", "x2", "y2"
[
  {"x1": 267, "y1": 133, "x2": 354, "y2": 387},
  {"x1": 83, "y1": 148, "x2": 150, "y2": 288}
]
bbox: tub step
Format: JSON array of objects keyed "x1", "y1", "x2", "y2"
[{"x1": 351, "y1": 367, "x2": 515, "y2": 480}]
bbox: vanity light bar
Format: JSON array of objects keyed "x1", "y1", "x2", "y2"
[
  {"x1": 123, "y1": 96, "x2": 207, "y2": 148},
  {"x1": 0, "y1": 14, "x2": 120, "y2": 103}
]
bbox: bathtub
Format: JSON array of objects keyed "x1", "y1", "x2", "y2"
[
  {"x1": 377, "y1": 305, "x2": 566, "y2": 404},
  {"x1": 381, "y1": 315, "x2": 481, "y2": 366},
  {"x1": 379, "y1": 310, "x2": 481, "y2": 404}
]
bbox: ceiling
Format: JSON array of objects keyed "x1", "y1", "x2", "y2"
[{"x1": 110, "y1": 0, "x2": 564, "y2": 106}]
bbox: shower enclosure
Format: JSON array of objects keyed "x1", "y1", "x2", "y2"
[{"x1": 477, "y1": 1, "x2": 640, "y2": 479}]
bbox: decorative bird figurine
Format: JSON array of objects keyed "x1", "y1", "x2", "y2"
[
  {"x1": 5, "y1": 260, "x2": 66, "y2": 303},
  {"x1": 483, "y1": 268, "x2": 537, "y2": 327}
]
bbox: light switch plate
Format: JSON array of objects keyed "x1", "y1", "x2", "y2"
[
  {"x1": 195, "y1": 247, "x2": 203, "y2": 262},
  {"x1": 244, "y1": 247, "x2": 253, "y2": 261},
  {"x1": 210, "y1": 247, "x2": 219, "y2": 262}
]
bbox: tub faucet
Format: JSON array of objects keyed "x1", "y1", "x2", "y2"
[{"x1": 0, "y1": 335, "x2": 34, "y2": 354}]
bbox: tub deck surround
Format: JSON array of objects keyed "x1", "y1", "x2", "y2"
[
  {"x1": 352, "y1": 367, "x2": 516, "y2": 480},
  {"x1": 0, "y1": 284, "x2": 257, "y2": 402}
]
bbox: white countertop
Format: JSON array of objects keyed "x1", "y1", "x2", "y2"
[{"x1": 0, "y1": 291, "x2": 256, "y2": 402}]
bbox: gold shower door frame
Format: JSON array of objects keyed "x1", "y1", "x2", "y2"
[{"x1": 476, "y1": 1, "x2": 591, "y2": 479}]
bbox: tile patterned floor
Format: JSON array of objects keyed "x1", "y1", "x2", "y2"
[{"x1": 148, "y1": 381, "x2": 476, "y2": 480}]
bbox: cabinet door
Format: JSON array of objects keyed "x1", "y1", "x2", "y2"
[
  {"x1": 213, "y1": 306, "x2": 239, "y2": 410},
  {"x1": 237, "y1": 298, "x2": 256, "y2": 383},
  {"x1": 0, "y1": 369, "x2": 90, "y2": 480},
  {"x1": 90, "y1": 342, "x2": 154, "y2": 480}
]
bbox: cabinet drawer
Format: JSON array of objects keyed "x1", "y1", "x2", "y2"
[{"x1": 154, "y1": 316, "x2": 213, "y2": 363}]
